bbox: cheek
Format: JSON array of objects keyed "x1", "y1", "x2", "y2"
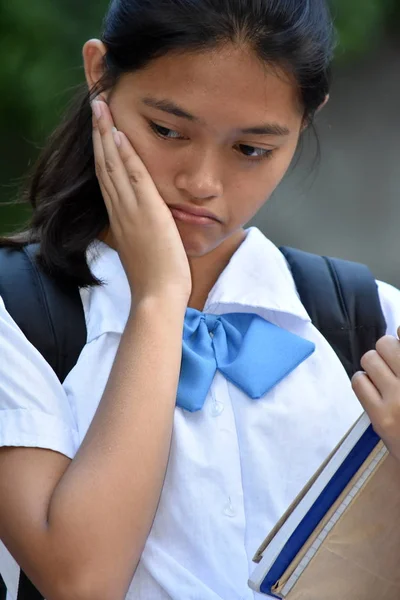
[
  {"x1": 140, "y1": 149, "x2": 176, "y2": 196},
  {"x1": 255, "y1": 143, "x2": 298, "y2": 193},
  {"x1": 227, "y1": 146, "x2": 298, "y2": 222},
  {"x1": 116, "y1": 121, "x2": 173, "y2": 192},
  {"x1": 233, "y1": 159, "x2": 288, "y2": 205},
  {"x1": 107, "y1": 100, "x2": 160, "y2": 172}
]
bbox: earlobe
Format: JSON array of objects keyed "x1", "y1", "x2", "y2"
[
  {"x1": 316, "y1": 94, "x2": 330, "y2": 114},
  {"x1": 301, "y1": 93, "x2": 330, "y2": 131},
  {"x1": 82, "y1": 39, "x2": 108, "y2": 96}
]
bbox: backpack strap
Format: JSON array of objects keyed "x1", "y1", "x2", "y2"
[
  {"x1": 0, "y1": 243, "x2": 87, "y2": 600},
  {"x1": 15, "y1": 573, "x2": 44, "y2": 600},
  {"x1": 280, "y1": 246, "x2": 387, "y2": 378},
  {"x1": 0, "y1": 244, "x2": 87, "y2": 383}
]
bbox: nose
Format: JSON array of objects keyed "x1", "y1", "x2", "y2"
[{"x1": 175, "y1": 149, "x2": 223, "y2": 201}]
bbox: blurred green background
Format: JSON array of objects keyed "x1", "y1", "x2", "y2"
[{"x1": 1, "y1": 0, "x2": 399, "y2": 282}]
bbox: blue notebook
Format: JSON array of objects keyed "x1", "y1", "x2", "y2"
[{"x1": 248, "y1": 412, "x2": 400, "y2": 599}]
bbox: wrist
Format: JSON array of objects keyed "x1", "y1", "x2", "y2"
[{"x1": 130, "y1": 293, "x2": 188, "y2": 320}]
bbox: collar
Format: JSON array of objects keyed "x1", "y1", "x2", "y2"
[
  {"x1": 83, "y1": 241, "x2": 132, "y2": 342},
  {"x1": 204, "y1": 228, "x2": 311, "y2": 322},
  {"x1": 84, "y1": 228, "x2": 310, "y2": 343}
]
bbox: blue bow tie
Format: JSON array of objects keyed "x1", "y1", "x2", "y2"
[{"x1": 177, "y1": 309, "x2": 315, "y2": 412}]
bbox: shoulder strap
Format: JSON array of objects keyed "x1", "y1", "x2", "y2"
[
  {"x1": 0, "y1": 244, "x2": 87, "y2": 600},
  {"x1": 0, "y1": 244, "x2": 87, "y2": 383},
  {"x1": 280, "y1": 246, "x2": 387, "y2": 378},
  {"x1": 14, "y1": 573, "x2": 44, "y2": 600}
]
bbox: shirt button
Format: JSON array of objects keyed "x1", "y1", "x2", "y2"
[
  {"x1": 210, "y1": 399, "x2": 224, "y2": 417},
  {"x1": 223, "y1": 497, "x2": 236, "y2": 518}
]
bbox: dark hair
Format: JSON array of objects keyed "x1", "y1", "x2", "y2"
[{"x1": 1, "y1": 0, "x2": 335, "y2": 287}]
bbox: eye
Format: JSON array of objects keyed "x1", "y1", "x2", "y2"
[
  {"x1": 236, "y1": 144, "x2": 274, "y2": 161},
  {"x1": 149, "y1": 121, "x2": 185, "y2": 140}
]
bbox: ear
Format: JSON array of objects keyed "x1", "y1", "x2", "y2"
[
  {"x1": 82, "y1": 39, "x2": 109, "y2": 101},
  {"x1": 316, "y1": 94, "x2": 330, "y2": 114},
  {"x1": 301, "y1": 94, "x2": 330, "y2": 131}
]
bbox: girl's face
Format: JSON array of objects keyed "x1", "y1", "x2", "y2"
[{"x1": 88, "y1": 43, "x2": 305, "y2": 258}]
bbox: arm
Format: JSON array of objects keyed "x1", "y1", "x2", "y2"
[
  {"x1": 0, "y1": 297, "x2": 185, "y2": 600},
  {"x1": 0, "y1": 100, "x2": 191, "y2": 600}
]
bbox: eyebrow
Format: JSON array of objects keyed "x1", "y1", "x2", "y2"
[
  {"x1": 141, "y1": 96, "x2": 290, "y2": 136},
  {"x1": 142, "y1": 97, "x2": 199, "y2": 122}
]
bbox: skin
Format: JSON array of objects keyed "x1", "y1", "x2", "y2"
[
  {"x1": 83, "y1": 40, "x2": 400, "y2": 458},
  {"x1": 86, "y1": 38, "x2": 400, "y2": 478},
  {"x1": 1, "y1": 34, "x2": 398, "y2": 600},
  {"x1": 0, "y1": 42, "x2": 317, "y2": 600},
  {"x1": 83, "y1": 40, "x2": 307, "y2": 308},
  {"x1": 353, "y1": 328, "x2": 400, "y2": 462}
]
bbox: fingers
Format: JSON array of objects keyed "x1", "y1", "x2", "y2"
[
  {"x1": 360, "y1": 346, "x2": 398, "y2": 394},
  {"x1": 352, "y1": 371, "x2": 382, "y2": 422},
  {"x1": 116, "y1": 131, "x2": 159, "y2": 199},
  {"x1": 353, "y1": 333, "x2": 400, "y2": 461},
  {"x1": 92, "y1": 112, "x2": 115, "y2": 214},
  {"x1": 92, "y1": 100, "x2": 138, "y2": 213},
  {"x1": 375, "y1": 335, "x2": 400, "y2": 378},
  {"x1": 93, "y1": 100, "x2": 162, "y2": 208}
]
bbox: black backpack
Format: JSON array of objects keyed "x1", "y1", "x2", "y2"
[{"x1": 0, "y1": 243, "x2": 387, "y2": 600}]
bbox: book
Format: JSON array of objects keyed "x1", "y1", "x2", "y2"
[{"x1": 248, "y1": 411, "x2": 400, "y2": 599}]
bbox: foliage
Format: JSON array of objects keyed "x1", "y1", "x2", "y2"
[{"x1": 331, "y1": 0, "x2": 399, "y2": 59}]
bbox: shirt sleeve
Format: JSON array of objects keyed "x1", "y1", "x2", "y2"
[
  {"x1": 0, "y1": 296, "x2": 79, "y2": 459},
  {"x1": 377, "y1": 280, "x2": 400, "y2": 337}
]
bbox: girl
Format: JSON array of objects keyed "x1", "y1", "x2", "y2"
[{"x1": 1, "y1": 0, "x2": 400, "y2": 598}]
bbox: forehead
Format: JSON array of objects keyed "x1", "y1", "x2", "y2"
[{"x1": 117, "y1": 45, "x2": 303, "y2": 130}]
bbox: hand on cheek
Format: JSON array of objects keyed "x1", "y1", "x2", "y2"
[{"x1": 352, "y1": 326, "x2": 400, "y2": 463}]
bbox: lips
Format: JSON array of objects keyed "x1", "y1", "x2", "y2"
[{"x1": 168, "y1": 204, "x2": 221, "y2": 226}]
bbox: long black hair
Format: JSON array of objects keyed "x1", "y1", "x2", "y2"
[{"x1": 1, "y1": 0, "x2": 335, "y2": 287}]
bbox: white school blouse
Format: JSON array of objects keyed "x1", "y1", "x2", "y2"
[{"x1": 1, "y1": 227, "x2": 400, "y2": 600}]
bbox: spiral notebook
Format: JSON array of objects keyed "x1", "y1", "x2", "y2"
[{"x1": 249, "y1": 412, "x2": 400, "y2": 599}]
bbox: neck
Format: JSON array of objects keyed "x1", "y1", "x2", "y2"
[
  {"x1": 99, "y1": 228, "x2": 247, "y2": 312},
  {"x1": 187, "y1": 230, "x2": 246, "y2": 310}
]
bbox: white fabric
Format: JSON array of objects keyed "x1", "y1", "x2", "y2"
[{"x1": 1, "y1": 227, "x2": 400, "y2": 600}]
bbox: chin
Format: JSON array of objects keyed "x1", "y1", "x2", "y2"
[
  {"x1": 178, "y1": 228, "x2": 220, "y2": 258},
  {"x1": 182, "y1": 239, "x2": 216, "y2": 258}
]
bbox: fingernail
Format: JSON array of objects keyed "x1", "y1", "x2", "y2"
[
  {"x1": 92, "y1": 101, "x2": 102, "y2": 120},
  {"x1": 113, "y1": 128, "x2": 122, "y2": 147}
]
